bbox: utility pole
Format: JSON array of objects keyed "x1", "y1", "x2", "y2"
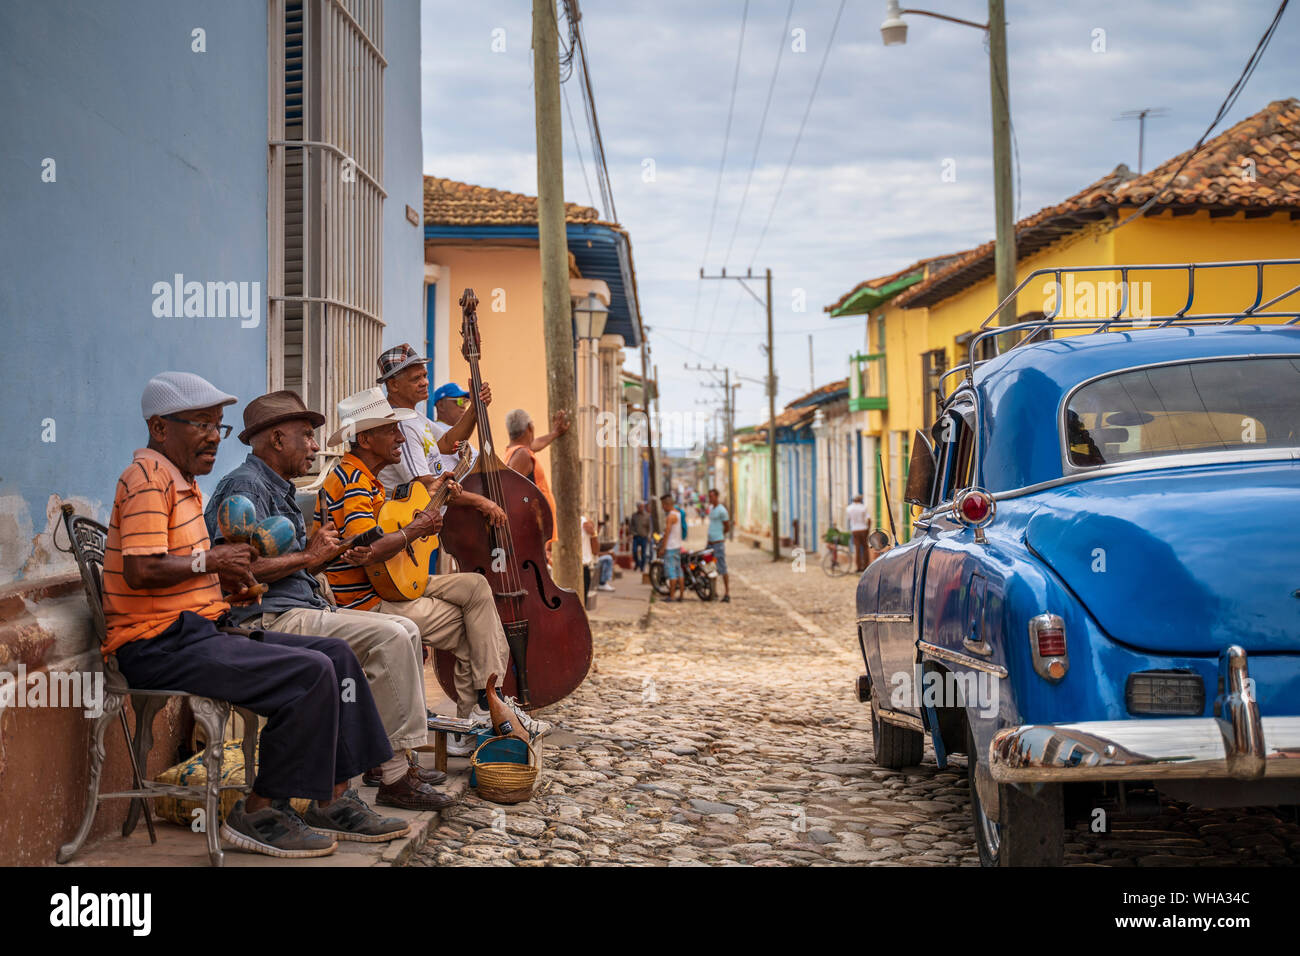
[
  {"x1": 988, "y1": 0, "x2": 1017, "y2": 327},
  {"x1": 808, "y1": 335, "x2": 815, "y2": 392},
  {"x1": 653, "y1": 361, "x2": 665, "y2": 502},
  {"x1": 533, "y1": 0, "x2": 580, "y2": 591},
  {"x1": 700, "y1": 266, "x2": 779, "y2": 559}
]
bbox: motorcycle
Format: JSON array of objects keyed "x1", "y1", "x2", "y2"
[{"x1": 649, "y1": 546, "x2": 718, "y2": 601}]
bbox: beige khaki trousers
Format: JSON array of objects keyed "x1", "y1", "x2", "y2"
[
  {"x1": 379, "y1": 573, "x2": 509, "y2": 718},
  {"x1": 261, "y1": 606, "x2": 427, "y2": 752}
]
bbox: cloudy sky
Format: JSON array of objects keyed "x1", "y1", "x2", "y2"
[{"x1": 419, "y1": 0, "x2": 1298, "y2": 435}]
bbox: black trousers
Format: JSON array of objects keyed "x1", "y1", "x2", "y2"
[{"x1": 116, "y1": 611, "x2": 393, "y2": 801}]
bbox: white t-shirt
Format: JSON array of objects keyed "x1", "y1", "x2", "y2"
[
  {"x1": 581, "y1": 516, "x2": 595, "y2": 565},
  {"x1": 845, "y1": 501, "x2": 870, "y2": 532},
  {"x1": 378, "y1": 412, "x2": 477, "y2": 491}
]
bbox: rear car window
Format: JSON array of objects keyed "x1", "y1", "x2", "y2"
[{"x1": 1065, "y1": 357, "x2": 1300, "y2": 467}]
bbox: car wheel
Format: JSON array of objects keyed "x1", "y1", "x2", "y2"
[
  {"x1": 649, "y1": 562, "x2": 669, "y2": 596},
  {"x1": 966, "y1": 723, "x2": 1063, "y2": 867},
  {"x1": 870, "y1": 699, "x2": 924, "y2": 769}
]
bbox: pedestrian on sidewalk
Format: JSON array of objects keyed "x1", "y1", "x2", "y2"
[
  {"x1": 658, "y1": 493, "x2": 684, "y2": 602},
  {"x1": 705, "y1": 487, "x2": 731, "y2": 603},
  {"x1": 846, "y1": 494, "x2": 872, "y2": 573},
  {"x1": 630, "y1": 501, "x2": 652, "y2": 573}
]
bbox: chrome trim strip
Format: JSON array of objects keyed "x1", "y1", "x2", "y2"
[
  {"x1": 858, "y1": 613, "x2": 913, "y2": 624},
  {"x1": 919, "y1": 641, "x2": 1007, "y2": 677},
  {"x1": 990, "y1": 447, "x2": 1300, "y2": 503}
]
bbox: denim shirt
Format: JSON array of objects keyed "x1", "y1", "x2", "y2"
[{"x1": 204, "y1": 453, "x2": 329, "y2": 625}]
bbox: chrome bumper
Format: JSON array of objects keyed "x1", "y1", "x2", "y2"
[{"x1": 990, "y1": 646, "x2": 1300, "y2": 783}]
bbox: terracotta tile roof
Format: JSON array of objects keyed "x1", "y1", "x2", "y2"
[
  {"x1": 897, "y1": 98, "x2": 1300, "y2": 309},
  {"x1": 423, "y1": 176, "x2": 603, "y2": 227},
  {"x1": 786, "y1": 378, "x2": 849, "y2": 408}
]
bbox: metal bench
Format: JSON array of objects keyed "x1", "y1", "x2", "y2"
[{"x1": 55, "y1": 504, "x2": 258, "y2": 867}]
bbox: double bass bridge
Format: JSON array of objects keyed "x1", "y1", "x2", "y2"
[{"x1": 493, "y1": 589, "x2": 528, "y2": 600}]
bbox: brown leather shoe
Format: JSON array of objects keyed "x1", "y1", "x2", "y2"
[
  {"x1": 362, "y1": 754, "x2": 447, "y2": 788},
  {"x1": 407, "y1": 753, "x2": 447, "y2": 786},
  {"x1": 376, "y1": 768, "x2": 456, "y2": 812}
]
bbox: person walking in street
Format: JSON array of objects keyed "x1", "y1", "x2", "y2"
[
  {"x1": 205, "y1": 389, "x2": 453, "y2": 812},
  {"x1": 705, "y1": 487, "x2": 732, "y2": 603},
  {"x1": 846, "y1": 494, "x2": 872, "y2": 573},
  {"x1": 105, "y1": 372, "x2": 404, "y2": 858},
  {"x1": 658, "y1": 493, "x2": 684, "y2": 602},
  {"x1": 630, "y1": 501, "x2": 652, "y2": 575}
]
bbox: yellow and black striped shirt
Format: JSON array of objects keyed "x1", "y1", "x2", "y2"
[{"x1": 318, "y1": 453, "x2": 385, "y2": 611}]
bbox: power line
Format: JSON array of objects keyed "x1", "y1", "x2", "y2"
[
  {"x1": 720, "y1": 0, "x2": 795, "y2": 268},
  {"x1": 564, "y1": 0, "x2": 617, "y2": 222},
  {"x1": 690, "y1": 1, "x2": 750, "y2": 343},
  {"x1": 562, "y1": 80, "x2": 598, "y2": 211},
  {"x1": 1111, "y1": 0, "x2": 1288, "y2": 232},
  {"x1": 700, "y1": 0, "x2": 796, "y2": 355},
  {"x1": 748, "y1": 0, "x2": 846, "y2": 266}
]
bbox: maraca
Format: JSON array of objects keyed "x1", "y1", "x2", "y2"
[{"x1": 216, "y1": 495, "x2": 297, "y2": 597}]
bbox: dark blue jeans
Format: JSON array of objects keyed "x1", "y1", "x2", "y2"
[
  {"x1": 116, "y1": 611, "x2": 393, "y2": 801},
  {"x1": 632, "y1": 535, "x2": 649, "y2": 571}
]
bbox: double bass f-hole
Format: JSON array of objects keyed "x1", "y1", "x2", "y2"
[{"x1": 522, "y1": 559, "x2": 562, "y2": 610}]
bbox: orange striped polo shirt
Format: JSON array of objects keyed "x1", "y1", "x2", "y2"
[
  {"x1": 102, "y1": 448, "x2": 229, "y2": 654},
  {"x1": 319, "y1": 453, "x2": 385, "y2": 611}
]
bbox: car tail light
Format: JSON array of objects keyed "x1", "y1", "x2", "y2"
[
  {"x1": 960, "y1": 492, "x2": 991, "y2": 523},
  {"x1": 1029, "y1": 613, "x2": 1068, "y2": 681},
  {"x1": 1126, "y1": 671, "x2": 1205, "y2": 716}
]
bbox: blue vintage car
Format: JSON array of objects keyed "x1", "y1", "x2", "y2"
[{"x1": 855, "y1": 260, "x2": 1300, "y2": 866}]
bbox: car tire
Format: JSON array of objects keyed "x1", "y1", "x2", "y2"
[
  {"x1": 871, "y1": 699, "x2": 924, "y2": 769},
  {"x1": 967, "y1": 724, "x2": 1063, "y2": 867}
]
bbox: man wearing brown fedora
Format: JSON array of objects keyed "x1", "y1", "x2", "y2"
[{"x1": 205, "y1": 390, "x2": 455, "y2": 814}]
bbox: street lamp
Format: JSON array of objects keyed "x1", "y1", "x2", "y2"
[{"x1": 881, "y1": 1, "x2": 1017, "y2": 327}]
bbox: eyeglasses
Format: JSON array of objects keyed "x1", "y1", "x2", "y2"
[
  {"x1": 450, "y1": 397, "x2": 468, "y2": 407},
  {"x1": 163, "y1": 415, "x2": 232, "y2": 439}
]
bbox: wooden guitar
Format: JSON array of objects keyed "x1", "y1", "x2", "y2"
[{"x1": 365, "y1": 443, "x2": 474, "y2": 601}]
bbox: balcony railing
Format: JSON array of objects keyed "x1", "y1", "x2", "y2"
[{"x1": 848, "y1": 352, "x2": 887, "y2": 411}]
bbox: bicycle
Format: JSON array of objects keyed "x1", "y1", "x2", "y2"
[{"x1": 821, "y1": 528, "x2": 852, "y2": 577}]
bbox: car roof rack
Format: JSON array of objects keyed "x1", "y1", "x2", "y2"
[{"x1": 940, "y1": 259, "x2": 1300, "y2": 397}]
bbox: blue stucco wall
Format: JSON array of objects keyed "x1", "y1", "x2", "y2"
[
  {"x1": 382, "y1": 0, "x2": 426, "y2": 377},
  {"x1": 0, "y1": 1, "x2": 268, "y2": 583}
]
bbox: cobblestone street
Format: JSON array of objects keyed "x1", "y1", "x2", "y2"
[{"x1": 411, "y1": 544, "x2": 1300, "y2": 868}]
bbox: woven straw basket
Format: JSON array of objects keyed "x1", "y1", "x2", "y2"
[{"x1": 470, "y1": 736, "x2": 539, "y2": 804}]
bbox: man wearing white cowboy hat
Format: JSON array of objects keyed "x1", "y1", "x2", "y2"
[{"x1": 318, "y1": 387, "x2": 551, "y2": 750}]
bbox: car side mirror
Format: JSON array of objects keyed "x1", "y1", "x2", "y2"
[
  {"x1": 903, "y1": 430, "x2": 937, "y2": 507},
  {"x1": 868, "y1": 529, "x2": 891, "y2": 550}
]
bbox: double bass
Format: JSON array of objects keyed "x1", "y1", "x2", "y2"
[{"x1": 434, "y1": 288, "x2": 593, "y2": 710}]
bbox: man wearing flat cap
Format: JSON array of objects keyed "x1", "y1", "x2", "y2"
[
  {"x1": 104, "y1": 372, "x2": 406, "y2": 859},
  {"x1": 205, "y1": 389, "x2": 454, "y2": 812}
]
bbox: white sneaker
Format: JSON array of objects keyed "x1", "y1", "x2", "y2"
[
  {"x1": 502, "y1": 696, "x2": 553, "y2": 741},
  {"x1": 445, "y1": 732, "x2": 481, "y2": 757},
  {"x1": 597, "y1": 583, "x2": 615, "y2": 592},
  {"x1": 465, "y1": 705, "x2": 493, "y2": 730}
]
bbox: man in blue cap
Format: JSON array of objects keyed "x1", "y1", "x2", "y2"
[{"x1": 375, "y1": 343, "x2": 505, "y2": 528}]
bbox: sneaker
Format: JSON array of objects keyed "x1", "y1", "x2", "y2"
[
  {"x1": 465, "y1": 705, "x2": 494, "y2": 731},
  {"x1": 722, "y1": 594, "x2": 731, "y2": 603},
  {"x1": 446, "y1": 731, "x2": 482, "y2": 757},
  {"x1": 597, "y1": 583, "x2": 615, "y2": 592},
  {"x1": 499, "y1": 695, "x2": 553, "y2": 741},
  {"x1": 220, "y1": 798, "x2": 337, "y2": 859},
  {"x1": 298, "y1": 790, "x2": 411, "y2": 843}
]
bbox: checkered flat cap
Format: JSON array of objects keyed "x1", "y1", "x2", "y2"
[
  {"x1": 376, "y1": 343, "x2": 428, "y2": 383},
  {"x1": 141, "y1": 372, "x2": 237, "y2": 419}
]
